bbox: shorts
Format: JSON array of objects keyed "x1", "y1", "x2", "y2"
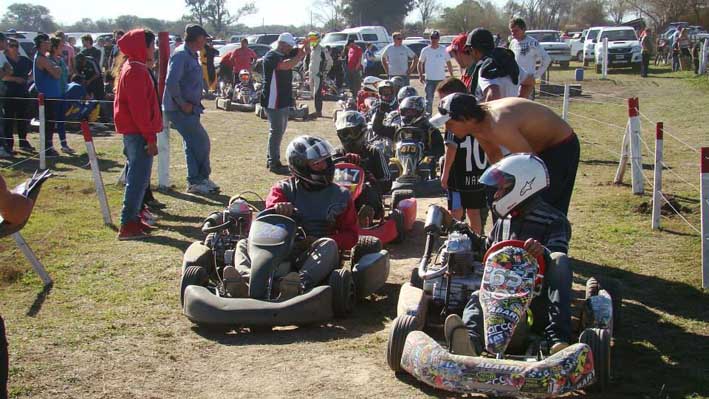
[
  {"x1": 538, "y1": 132, "x2": 580, "y2": 215},
  {"x1": 447, "y1": 189, "x2": 487, "y2": 211}
]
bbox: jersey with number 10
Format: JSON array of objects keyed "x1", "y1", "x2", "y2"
[{"x1": 446, "y1": 132, "x2": 488, "y2": 192}]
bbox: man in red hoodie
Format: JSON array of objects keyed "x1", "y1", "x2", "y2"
[{"x1": 113, "y1": 29, "x2": 163, "y2": 240}]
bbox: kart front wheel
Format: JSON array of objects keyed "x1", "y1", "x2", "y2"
[
  {"x1": 391, "y1": 189, "x2": 414, "y2": 210},
  {"x1": 386, "y1": 315, "x2": 417, "y2": 372},
  {"x1": 180, "y1": 265, "x2": 208, "y2": 307},
  {"x1": 579, "y1": 327, "x2": 611, "y2": 392},
  {"x1": 351, "y1": 235, "x2": 383, "y2": 267},
  {"x1": 330, "y1": 268, "x2": 355, "y2": 317}
]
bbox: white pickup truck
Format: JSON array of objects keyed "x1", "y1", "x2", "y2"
[
  {"x1": 594, "y1": 26, "x2": 642, "y2": 73},
  {"x1": 526, "y1": 30, "x2": 572, "y2": 69}
]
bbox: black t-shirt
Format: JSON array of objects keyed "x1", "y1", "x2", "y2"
[
  {"x1": 261, "y1": 49, "x2": 293, "y2": 109},
  {"x1": 80, "y1": 47, "x2": 102, "y2": 64},
  {"x1": 79, "y1": 56, "x2": 104, "y2": 98},
  {"x1": 446, "y1": 132, "x2": 488, "y2": 191},
  {"x1": 5, "y1": 55, "x2": 32, "y2": 97}
]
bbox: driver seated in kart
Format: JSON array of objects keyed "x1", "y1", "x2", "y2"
[
  {"x1": 222, "y1": 136, "x2": 358, "y2": 299},
  {"x1": 371, "y1": 84, "x2": 416, "y2": 139},
  {"x1": 445, "y1": 153, "x2": 573, "y2": 357},
  {"x1": 233, "y1": 69, "x2": 257, "y2": 102},
  {"x1": 333, "y1": 110, "x2": 392, "y2": 224}
]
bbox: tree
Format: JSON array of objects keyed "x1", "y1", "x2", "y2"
[
  {"x1": 415, "y1": 0, "x2": 441, "y2": 30},
  {"x1": 205, "y1": 0, "x2": 256, "y2": 35},
  {"x1": 623, "y1": 0, "x2": 698, "y2": 28},
  {"x1": 438, "y1": 0, "x2": 506, "y2": 34},
  {"x1": 313, "y1": 0, "x2": 346, "y2": 31},
  {"x1": 503, "y1": 0, "x2": 574, "y2": 29},
  {"x1": 185, "y1": 0, "x2": 209, "y2": 26},
  {"x1": 571, "y1": 0, "x2": 608, "y2": 27},
  {"x1": 1, "y1": 3, "x2": 57, "y2": 32},
  {"x1": 606, "y1": 0, "x2": 630, "y2": 24},
  {"x1": 342, "y1": 0, "x2": 415, "y2": 31}
]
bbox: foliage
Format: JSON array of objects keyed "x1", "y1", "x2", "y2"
[
  {"x1": 1, "y1": 3, "x2": 58, "y2": 32},
  {"x1": 437, "y1": 0, "x2": 507, "y2": 35},
  {"x1": 313, "y1": 0, "x2": 347, "y2": 32},
  {"x1": 342, "y1": 0, "x2": 415, "y2": 31},
  {"x1": 414, "y1": 0, "x2": 441, "y2": 30}
]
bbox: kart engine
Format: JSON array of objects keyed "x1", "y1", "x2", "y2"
[
  {"x1": 202, "y1": 198, "x2": 253, "y2": 268},
  {"x1": 423, "y1": 230, "x2": 483, "y2": 312}
]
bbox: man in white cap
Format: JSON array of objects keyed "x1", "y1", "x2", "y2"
[
  {"x1": 261, "y1": 32, "x2": 309, "y2": 174},
  {"x1": 417, "y1": 30, "x2": 454, "y2": 115}
]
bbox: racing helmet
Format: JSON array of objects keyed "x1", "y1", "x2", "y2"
[
  {"x1": 238, "y1": 69, "x2": 251, "y2": 83},
  {"x1": 397, "y1": 85, "x2": 418, "y2": 104},
  {"x1": 479, "y1": 153, "x2": 550, "y2": 218},
  {"x1": 286, "y1": 136, "x2": 336, "y2": 190},
  {"x1": 389, "y1": 76, "x2": 407, "y2": 93},
  {"x1": 399, "y1": 96, "x2": 426, "y2": 126},
  {"x1": 307, "y1": 31, "x2": 321, "y2": 47},
  {"x1": 362, "y1": 75, "x2": 382, "y2": 93},
  {"x1": 335, "y1": 111, "x2": 367, "y2": 153},
  {"x1": 378, "y1": 80, "x2": 397, "y2": 108}
]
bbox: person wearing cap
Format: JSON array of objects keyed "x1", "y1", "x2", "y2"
[
  {"x1": 430, "y1": 93, "x2": 579, "y2": 216},
  {"x1": 344, "y1": 38, "x2": 363, "y2": 97},
  {"x1": 164, "y1": 24, "x2": 220, "y2": 195},
  {"x1": 305, "y1": 31, "x2": 332, "y2": 118},
  {"x1": 260, "y1": 32, "x2": 309, "y2": 174},
  {"x1": 32, "y1": 34, "x2": 63, "y2": 158},
  {"x1": 381, "y1": 32, "x2": 417, "y2": 86},
  {"x1": 508, "y1": 18, "x2": 551, "y2": 83},
  {"x1": 417, "y1": 30, "x2": 454, "y2": 115},
  {"x1": 2, "y1": 38, "x2": 34, "y2": 155}
]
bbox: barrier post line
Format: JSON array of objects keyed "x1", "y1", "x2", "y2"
[
  {"x1": 562, "y1": 83, "x2": 570, "y2": 121},
  {"x1": 602, "y1": 37, "x2": 609, "y2": 79},
  {"x1": 614, "y1": 121, "x2": 630, "y2": 184},
  {"x1": 81, "y1": 121, "x2": 113, "y2": 226},
  {"x1": 652, "y1": 122, "x2": 664, "y2": 230},
  {"x1": 628, "y1": 97, "x2": 644, "y2": 194},
  {"x1": 157, "y1": 31, "x2": 171, "y2": 190},
  {"x1": 701, "y1": 147, "x2": 709, "y2": 289},
  {"x1": 13, "y1": 232, "x2": 52, "y2": 286},
  {"x1": 38, "y1": 93, "x2": 46, "y2": 170}
]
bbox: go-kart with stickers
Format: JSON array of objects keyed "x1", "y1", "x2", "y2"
[
  {"x1": 180, "y1": 195, "x2": 390, "y2": 330},
  {"x1": 386, "y1": 204, "x2": 621, "y2": 396},
  {"x1": 387, "y1": 126, "x2": 443, "y2": 196}
]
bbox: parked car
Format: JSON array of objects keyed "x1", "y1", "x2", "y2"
[
  {"x1": 526, "y1": 30, "x2": 572, "y2": 68},
  {"x1": 566, "y1": 29, "x2": 587, "y2": 61},
  {"x1": 230, "y1": 34, "x2": 245, "y2": 43},
  {"x1": 366, "y1": 44, "x2": 417, "y2": 77},
  {"x1": 322, "y1": 26, "x2": 392, "y2": 51},
  {"x1": 594, "y1": 26, "x2": 641, "y2": 73},
  {"x1": 583, "y1": 26, "x2": 609, "y2": 62},
  {"x1": 439, "y1": 35, "x2": 456, "y2": 47},
  {"x1": 402, "y1": 38, "x2": 430, "y2": 57},
  {"x1": 2, "y1": 31, "x2": 37, "y2": 58},
  {"x1": 246, "y1": 34, "x2": 280, "y2": 46}
]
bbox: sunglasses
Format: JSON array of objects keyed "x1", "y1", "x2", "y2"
[
  {"x1": 394, "y1": 37, "x2": 403, "y2": 40},
  {"x1": 8, "y1": 44, "x2": 18, "y2": 48}
]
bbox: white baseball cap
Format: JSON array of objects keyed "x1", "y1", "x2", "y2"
[{"x1": 277, "y1": 32, "x2": 296, "y2": 47}]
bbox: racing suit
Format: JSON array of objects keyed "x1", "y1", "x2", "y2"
[
  {"x1": 462, "y1": 198, "x2": 573, "y2": 352},
  {"x1": 306, "y1": 45, "x2": 333, "y2": 115},
  {"x1": 335, "y1": 144, "x2": 392, "y2": 218},
  {"x1": 372, "y1": 108, "x2": 445, "y2": 160},
  {"x1": 234, "y1": 177, "x2": 358, "y2": 290}
]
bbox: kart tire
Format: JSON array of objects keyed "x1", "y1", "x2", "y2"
[
  {"x1": 351, "y1": 235, "x2": 383, "y2": 267},
  {"x1": 391, "y1": 189, "x2": 414, "y2": 210},
  {"x1": 579, "y1": 327, "x2": 611, "y2": 392},
  {"x1": 391, "y1": 208, "x2": 405, "y2": 244},
  {"x1": 330, "y1": 268, "x2": 355, "y2": 318},
  {"x1": 386, "y1": 315, "x2": 417, "y2": 372},
  {"x1": 180, "y1": 265, "x2": 208, "y2": 307},
  {"x1": 598, "y1": 277, "x2": 623, "y2": 333},
  {"x1": 409, "y1": 266, "x2": 422, "y2": 289}
]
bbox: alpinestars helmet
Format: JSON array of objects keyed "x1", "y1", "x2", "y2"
[{"x1": 479, "y1": 153, "x2": 550, "y2": 218}]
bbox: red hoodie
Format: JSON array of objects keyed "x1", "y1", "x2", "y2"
[{"x1": 113, "y1": 29, "x2": 162, "y2": 143}]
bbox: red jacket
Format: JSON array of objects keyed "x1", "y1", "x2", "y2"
[
  {"x1": 265, "y1": 183, "x2": 359, "y2": 250},
  {"x1": 113, "y1": 29, "x2": 162, "y2": 143}
]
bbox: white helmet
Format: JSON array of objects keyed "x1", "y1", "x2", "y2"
[
  {"x1": 479, "y1": 153, "x2": 549, "y2": 218},
  {"x1": 362, "y1": 75, "x2": 382, "y2": 92}
]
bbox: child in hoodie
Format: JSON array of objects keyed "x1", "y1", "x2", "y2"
[{"x1": 113, "y1": 29, "x2": 163, "y2": 240}]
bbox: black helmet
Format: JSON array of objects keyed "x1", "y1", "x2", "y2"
[
  {"x1": 397, "y1": 86, "x2": 418, "y2": 103},
  {"x1": 335, "y1": 111, "x2": 367, "y2": 153},
  {"x1": 378, "y1": 80, "x2": 396, "y2": 108},
  {"x1": 286, "y1": 136, "x2": 336, "y2": 190},
  {"x1": 399, "y1": 96, "x2": 426, "y2": 126},
  {"x1": 390, "y1": 76, "x2": 406, "y2": 93}
]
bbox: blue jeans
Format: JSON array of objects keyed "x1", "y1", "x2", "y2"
[
  {"x1": 166, "y1": 110, "x2": 212, "y2": 185},
  {"x1": 265, "y1": 107, "x2": 289, "y2": 165},
  {"x1": 424, "y1": 80, "x2": 441, "y2": 115},
  {"x1": 120, "y1": 134, "x2": 153, "y2": 225}
]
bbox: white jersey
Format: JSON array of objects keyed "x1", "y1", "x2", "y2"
[
  {"x1": 509, "y1": 35, "x2": 551, "y2": 79},
  {"x1": 474, "y1": 66, "x2": 531, "y2": 102}
]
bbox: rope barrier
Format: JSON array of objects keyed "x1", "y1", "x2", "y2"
[
  {"x1": 0, "y1": 95, "x2": 114, "y2": 104},
  {"x1": 637, "y1": 111, "x2": 702, "y2": 154},
  {"x1": 657, "y1": 191, "x2": 702, "y2": 234}
]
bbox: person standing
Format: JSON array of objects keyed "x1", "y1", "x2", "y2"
[
  {"x1": 417, "y1": 30, "x2": 454, "y2": 115},
  {"x1": 508, "y1": 18, "x2": 551, "y2": 84},
  {"x1": 0, "y1": 34, "x2": 12, "y2": 158},
  {"x1": 640, "y1": 28, "x2": 654, "y2": 78},
  {"x1": 114, "y1": 29, "x2": 162, "y2": 240},
  {"x1": 306, "y1": 31, "x2": 332, "y2": 118},
  {"x1": 80, "y1": 34, "x2": 102, "y2": 63},
  {"x1": 50, "y1": 37, "x2": 74, "y2": 154},
  {"x1": 381, "y1": 32, "x2": 417, "y2": 85},
  {"x1": 260, "y1": 32, "x2": 308, "y2": 174},
  {"x1": 677, "y1": 28, "x2": 691, "y2": 71},
  {"x1": 33, "y1": 34, "x2": 62, "y2": 158},
  {"x1": 54, "y1": 31, "x2": 75, "y2": 75},
  {"x1": 363, "y1": 43, "x2": 377, "y2": 77},
  {"x1": 163, "y1": 24, "x2": 219, "y2": 194},
  {"x1": 344, "y1": 38, "x2": 362, "y2": 96},
  {"x1": 2, "y1": 38, "x2": 34, "y2": 153},
  {"x1": 230, "y1": 38, "x2": 257, "y2": 76}
]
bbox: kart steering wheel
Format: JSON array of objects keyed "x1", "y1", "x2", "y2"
[{"x1": 482, "y1": 239, "x2": 547, "y2": 289}]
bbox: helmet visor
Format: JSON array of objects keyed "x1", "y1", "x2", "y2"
[
  {"x1": 379, "y1": 87, "x2": 393, "y2": 97},
  {"x1": 302, "y1": 139, "x2": 335, "y2": 163},
  {"x1": 400, "y1": 107, "x2": 421, "y2": 118},
  {"x1": 480, "y1": 167, "x2": 515, "y2": 201}
]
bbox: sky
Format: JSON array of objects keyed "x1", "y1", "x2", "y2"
[{"x1": 0, "y1": 0, "x2": 507, "y2": 28}]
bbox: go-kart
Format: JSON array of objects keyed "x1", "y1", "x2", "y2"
[
  {"x1": 254, "y1": 103, "x2": 310, "y2": 121},
  {"x1": 215, "y1": 81, "x2": 261, "y2": 112},
  {"x1": 333, "y1": 161, "x2": 416, "y2": 245},
  {"x1": 388, "y1": 126, "x2": 443, "y2": 196},
  {"x1": 386, "y1": 204, "x2": 620, "y2": 396},
  {"x1": 180, "y1": 196, "x2": 391, "y2": 330}
]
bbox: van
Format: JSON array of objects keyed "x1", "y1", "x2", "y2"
[{"x1": 322, "y1": 26, "x2": 392, "y2": 51}]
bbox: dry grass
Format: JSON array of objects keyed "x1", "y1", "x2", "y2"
[{"x1": 0, "y1": 61, "x2": 707, "y2": 399}]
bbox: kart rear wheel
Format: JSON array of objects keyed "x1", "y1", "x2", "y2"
[
  {"x1": 579, "y1": 327, "x2": 611, "y2": 392},
  {"x1": 330, "y1": 268, "x2": 355, "y2": 317},
  {"x1": 180, "y1": 266, "x2": 208, "y2": 307},
  {"x1": 390, "y1": 208, "x2": 406, "y2": 244},
  {"x1": 391, "y1": 189, "x2": 414, "y2": 210},
  {"x1": 386, "y1": 315, "x2": 417, "y2": 372},
  {"x1": 351, "y1": 235, "x2": 383, "y2": 267},
  {"x1": 586, "y1": 277, "x2": 623, "y2": 333}
]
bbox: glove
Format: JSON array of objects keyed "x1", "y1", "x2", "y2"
[{"x1": 344, "y1": 153, "x2": 361, "y2": 165}]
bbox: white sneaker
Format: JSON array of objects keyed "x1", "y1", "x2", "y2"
[
  {"x1": 202, "y1": 179, "x2": 220, "y2": 191},
  {"x1": 187, "y1": 182, "x2": 213, "y2": 195},
  {"x1": 0, "y1": 147, "x2": 11, "y2": 158}
]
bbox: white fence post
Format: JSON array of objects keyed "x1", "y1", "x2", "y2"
[
  {"x1": 38, "y1": 93, "x2": 46, "y2": 170},
  {"x1": 614, "y1": 122, "x2": 630, "y2": 184},
  {"x1": 602, "y1": 37, "x2": 609, "y2": 79},
  {"x1": 652, "y1": 122, "x2": 663, "y2": 230},
  {"x1": 701, "y1": 147, "x2": 708, "y2": 289},
  {"x1": 562, "y1": 83, "x2": 570, "y2": 121},
  {"x1": 81, "y1": 121, "x2": 113, "y2": 226},
  {"x1": 13, "y1": 232, "x2": 52, "y2": 286},
  {"x1": 157, "y1": 116, "x2": 170, "y2": 190},
  {"x1": 700, "y1": 39, "x2": 709, "y2": 75},
  {"x1": 628, "y1": 97, "x2": 644, "y2": 194}
]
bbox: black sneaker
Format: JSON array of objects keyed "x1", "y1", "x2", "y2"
[
  {"x1": 45, "y1": 148, "x2": 60, "y2": 158},
  {"x1": 268, "y1": 162, "x2": 290, "y2": 175},
  {"x1": 20, "y1": 142, "x2": 36, "y2": 153}
]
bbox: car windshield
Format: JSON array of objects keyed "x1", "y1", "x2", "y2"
[
  {"x1": 601, "y1": 30, "x2": 637, "y2": 41},
  {"x1": 528, "y1": 32, "x2": 560, "y2": 42},
  {"x1": 587, "y1": 29, "x2": 601, "y2": 41},
  {"x1": 323, "y1": 33, "x2": 349, "y2": 44}
]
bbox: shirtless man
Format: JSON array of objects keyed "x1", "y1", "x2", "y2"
[{"x1": 430, "y1": 93, "x2": 580, "y2": 215}]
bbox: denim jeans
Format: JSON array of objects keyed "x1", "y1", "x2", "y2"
[
  {"x1": 120, "y1": 134, "x2": 153, "y2": 225},
  {"x1": 462, "y1": 253, "x2": 573, "y2": 350},
  {"x1": 641, "y1": 52, "x2": 651, "y2": 77},
  {"x1": 424, "y1": 80, "x2": 441, "y2": 115},
  {"x1": 265, "y1": 107, "x2": 289, "y2": 166},
  {"x1": 166, "y1": 110, "x2": 212, "y2": 185}
]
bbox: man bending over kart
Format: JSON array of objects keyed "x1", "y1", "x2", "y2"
[
  {"x1": 334, "y1": 110, "x2": 392, "y2": 222},
  {"x1": 431, "y1": 93, "x2": 579, "y2": 215},
  {"x1": 222, "y1": 136, "x2": 358, "y2": 299},
  {"x1": 444, "y1": 154, "x2": 573, "y2": 357}
]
